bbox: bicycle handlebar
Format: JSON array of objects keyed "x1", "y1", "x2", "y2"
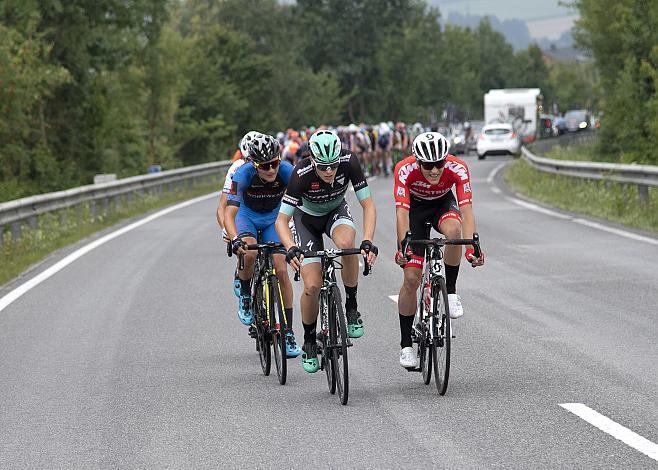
[
  {"x1": 401, "y1": 231, "x2": 482, "y2": 262},
  {"x1": 292, "y1": 247, "x2": 371, "y2": 281}
]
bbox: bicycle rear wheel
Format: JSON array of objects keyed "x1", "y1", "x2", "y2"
[
  {"x1": 255, "y1": 282, "x2": 271, "y2": 376},
  {"x1": 331, "y1": 286, "x2": 349, "y2": 406},
  {"x1": 431, "y1": 278, "x2": 451, "y2": 395},
  {"x1": 270, "y1": 276, "x2": 287, "y2": 385},
  {"x1": 320, "y1": 291, "x2": 336, "y2": 394}
]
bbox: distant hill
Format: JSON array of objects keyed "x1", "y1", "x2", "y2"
[{"x1": 442, "y1": 12, "x2": 574, "y2": 51}]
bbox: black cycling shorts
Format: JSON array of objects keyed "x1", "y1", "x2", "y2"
[
  {"x1": 408, "y1": 192, "x2": 462, "y2": 257},
  {"x1": 291, "y1": 199, "x2": 356, "y2": 264}
]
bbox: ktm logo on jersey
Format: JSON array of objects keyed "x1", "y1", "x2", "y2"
[
  {"x1": 397, "y1": 163, "x2": 415, "y2": 184},
  {"x1": 311, "y1": 182, "x2": 320, "y2": 190},
  {"x1": 445, "y1": 161, "x2": 468, "y2": 181}
]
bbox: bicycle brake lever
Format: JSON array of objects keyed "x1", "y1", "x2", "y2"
[{"x1": 362, "y1": 255, "x2": 371, "y2": 276}]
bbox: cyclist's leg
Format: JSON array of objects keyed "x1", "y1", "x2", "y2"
[
  {"x1": 326, "y1": 201, "x2": 363, "y2": 337},
  {"x1": 260, "y1": 219, "x2": 301, "y2": 357},
  {"x1": 398, "y1": 204, "x2": 432, "y2": 364},
  {"x1": 292, "y1": 209, "x2": 326, "y2": 371},
  {"x1": 433, "y1": 194, "x2": 464, "y2": 318},
  {"x1": 234, "y1": 209, "x2": 258, "y2": 325}
]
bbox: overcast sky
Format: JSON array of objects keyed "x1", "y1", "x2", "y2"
[{"x1": 429, "y1": 0, "x2": 579, "y2": 39}]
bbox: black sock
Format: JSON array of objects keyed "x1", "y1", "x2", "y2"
[
  {"x1": 445, "y1": 263, "x2": 460, "y2": 295},
  {"x1": 239, "y1": 278, "x2": 250, "y2": 296},
  {"x1": 285, "y1": 308, "x2": 293, "y2": 330},
  {"x1": 399, "y1": 314, "x2": 415, "y2": 348},
  {"x1": 345, "y1": 284, "x2": 358, "y2": 311},
  {"x1": 303, "y1": 321, "x2": 317, "y2": 343}
]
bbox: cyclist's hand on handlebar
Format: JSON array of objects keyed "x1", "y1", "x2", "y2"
[
  {"x1": 359, "y1": 240, "x2": 378, "y2": 266},
  {"x1": 285, "y1": 246, "x2": 304, "y2": 272},
  {"x1": 465, "y1": 247, "x2": 485, "y2": 267},
  {"x1": 231, "y1": 237, "x2": 247, "y2": 256},
  {"x1": 394, "y1": 250, "x2": 408, "y2": 266}
]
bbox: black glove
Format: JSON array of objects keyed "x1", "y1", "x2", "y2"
[
  {"x1": 360, "y1": 239, "x2": 378, "y2": 256},
  {"x1": 231, "y1": 237, "x2": 246, "y2": 255},
  {"x1": 285, "y1": 245, "x2": 303, "y2": 264}
]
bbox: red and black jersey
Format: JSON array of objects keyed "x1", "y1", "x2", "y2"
[{"x1": 393, "y1": 155, "x2": 473, "y2": 210}]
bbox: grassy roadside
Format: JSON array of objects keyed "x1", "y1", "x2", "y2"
[
  {"x1": 1, "y1": 180, "x2": 221, "y2": 287},
  {"x1": 505, "y1": 158, "x2": 658, "y2": 233}
]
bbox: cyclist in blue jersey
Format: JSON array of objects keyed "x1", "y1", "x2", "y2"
[
  {"x1": 275, "y1": 130, "x2": 378, "y2": 373},
  {"x1": 225, "y1": 134, "x2": 301, "y2": 358}
]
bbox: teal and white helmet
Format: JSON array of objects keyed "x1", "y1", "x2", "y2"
[{"x1": 309, "y1": 130, "x2": 341, "y2": 164}]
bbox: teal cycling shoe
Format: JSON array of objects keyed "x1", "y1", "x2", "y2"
[
  {"x1": 346, "y1": 308, "x2": 364, "y2": 338},
  {"x1": 237, "y1": 295, "x2": 253, "y2": 325},
  {"x1": 301, "y1": 341, "x2": 319, "y2": 373}
]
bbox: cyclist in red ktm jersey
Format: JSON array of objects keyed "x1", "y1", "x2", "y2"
[{"x1": 393, "y1": 132, "x2": 485, "y2": 368}]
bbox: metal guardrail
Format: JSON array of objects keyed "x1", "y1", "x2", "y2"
[
  {"x1": 522, "y1": 134, "x2": 657, "y2": 202},
  {"x1": 1, "y1": 160, "x2": 232, "y2": 241}
]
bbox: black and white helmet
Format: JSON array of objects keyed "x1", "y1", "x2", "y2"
[
  {"x1": 249, "y1": 134, "x2": 280, "y2": 163},
  {"x1": 412, "y1": 132, "x2": 450, "y2": 162},
  {"x1": 239, "y1": 131, "x2": 260, "y2": 159}
]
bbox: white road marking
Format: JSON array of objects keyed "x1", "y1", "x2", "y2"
[
  {"x1": 506, "y1": 197, "x2": 572, "y2": 220},
  {"x1": 389, "y1": 295, "x2": 399, "y2": 303},
  {"x1": 489, "y1": 160, "x2": 658, "y2": 246},
  {"x1": 504, "y1": 196, "x2": 658, "y2": 245},
  {"x1": 560, "y1": 403, "x2": 658, "y2": 462},
  {"x1": 0, "y1": 192, "x2": 219, "y2": 313},
  {"x1": 487, "y1": 162, "x2": 507, "y2": 184},
  {"x1": 572, "y1": 218, "x2": 658, "y2": 246}
]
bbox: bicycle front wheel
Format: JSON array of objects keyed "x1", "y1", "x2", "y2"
[
  {"x1": 331, "y1": 286, "x2": 349, "y2": 406},
  {"x1": 270, "y1": 276, "x2": 287, "y2": 385},
  {"x1": 255, "y1": 282, "x2": 271, "y2": 376},
  {"x1": 432, "y1": 278, "x2": 451, "y2": 395}
]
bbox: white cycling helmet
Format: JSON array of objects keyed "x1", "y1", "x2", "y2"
[
  {"x1": 412, "y1": 132, "x2": 450, "y2": 162},
  {"x1": 240, "y1": 131, "x2": 261, "y2": 159}
]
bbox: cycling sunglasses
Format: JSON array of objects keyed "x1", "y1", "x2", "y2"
[
  {"x1": 315, "y1": 161, "x2": 340, "y2": 172},
  {"x1": 253, "y1": 157, "x2": 281, "y2": 171},
  {"x1": 417, "y1": 159, "x2": 447, "y2": 171}
]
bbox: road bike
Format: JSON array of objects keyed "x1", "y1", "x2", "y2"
[
  {"x1": 238, "y1": 239, "x2": 289, "y2": 385},
  {"x1": 401, "y1": 224, "x2": 481, "y2": 395},
  {"x1": 294, "y1": 248, "x2": 370, "y2": 405}
]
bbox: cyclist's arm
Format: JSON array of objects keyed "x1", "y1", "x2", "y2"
[
  {"x1": 359, "y1": 196, "x2": 376, "y2": 242},
  {"x1": 216, "y1": 192, "x2": 228, "y2": 230},
  {"x1": 396, "y1": 207, "x2": 410, "y2": 247},
  {"x1": 460, "y1": 203, "x2": 477, "y2": 240},
  {"x1": 275, "y1": 211, "x2": 295, "y2": 250},
  {"x1": 225, "y1": 205, "x2": 239, "y2": 241}
]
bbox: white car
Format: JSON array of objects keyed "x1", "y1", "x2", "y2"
[{"x1": 476, "y1": 123, "x2": 521, "y2": 160}]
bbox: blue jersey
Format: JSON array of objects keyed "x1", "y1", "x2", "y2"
[{"x1": 227, "y1": 161, "x2": 293, "y2": 213}]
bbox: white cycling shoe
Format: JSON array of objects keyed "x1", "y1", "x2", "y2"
[
  {"x1": 399, "y1": 347, "x2": 418, "y2": 368},
  {"x1": 448, "y1": 294, "x2": 464, "y2": 319}
]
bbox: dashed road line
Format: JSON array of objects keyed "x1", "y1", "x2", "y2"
[{"x1": 560, "y1": 403, "x2": 658, "y2": 462}]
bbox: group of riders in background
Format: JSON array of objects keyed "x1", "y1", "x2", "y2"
[{"x1": 231, "y1": 121, "x2": 475, "y2": 177}]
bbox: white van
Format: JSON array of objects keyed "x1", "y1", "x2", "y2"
[{"x1": 484, "y1": 88, "x2": 543, "y2": 143}]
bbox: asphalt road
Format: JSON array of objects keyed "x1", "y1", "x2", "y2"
[{"x1": 1, "y1": 155, "x2": 657, "y2": 469}]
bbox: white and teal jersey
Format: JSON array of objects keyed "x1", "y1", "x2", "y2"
[{"x1": 280, "y1": 150, "x2": 371, "y2": 217}]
